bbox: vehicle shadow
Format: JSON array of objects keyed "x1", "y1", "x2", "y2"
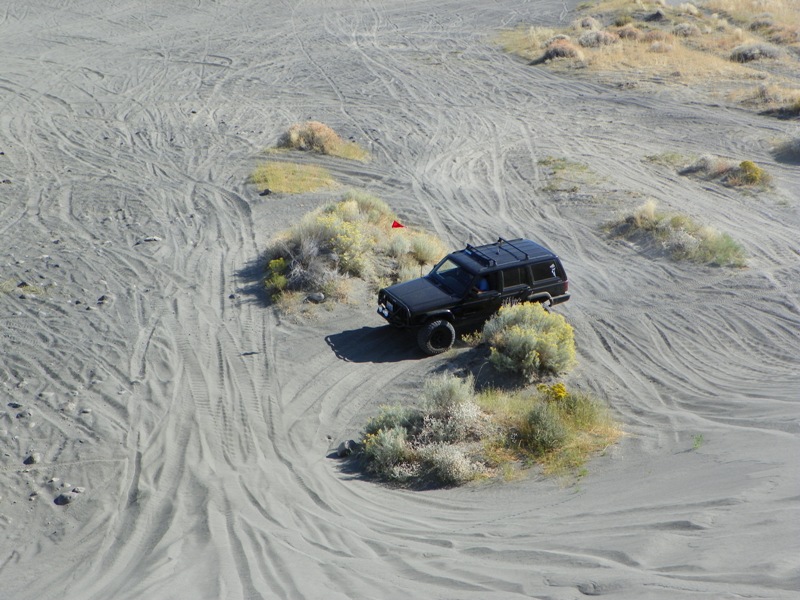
[{"x1": 325, "y1": 325, "x2": 423, "y2": 363}]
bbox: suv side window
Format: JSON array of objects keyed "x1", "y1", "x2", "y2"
[
  {"x1": 501, "y1": 266, "x2": 532, "y2": 290},
  {"x1": 532, "y1": 261, "x2": 558, "y2": 281}
]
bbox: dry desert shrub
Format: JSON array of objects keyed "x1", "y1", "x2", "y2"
[
  {"x1": 730, "y1": 83, "x2": 800, "y2": 108},
  {"x1": 613, "y1": 199, "x2": 747, "y2": 266},
  {"x1": 730, "y1": 42, "x2": 781, "y2": 61},
  {"x1": 681, "y1": 154, "x2": 770, "y2": 186},
  {"x1": 674, "y1": 22, "x2": 702, "y2": 36},
  {"x1": 278, "y1": 121, "x2": 368, "y2": 161},
  {"x1": 579, "y1": 30, "x2": 621, "y2": 47},
  {"x1": 542, "y1": 39, "x2": 585, "y2": 61},
  {"x1": 572, "y1": 16, "x2": 603, "y2": 31},
  {"x1": 681, "y1": 154, "x2": 738, "y2": 178},
  {"x1": 265, "y1": 191, "x2": 445, "y2": 304},
  {"x1": 643, "y1": 29, "x2": 672, "y2": 42},
  {"x1": 678, "y1": 2, "x2": 701, "y2": 16},
  {"x1": 650, "y1": 41, "x2": 675, "y2": 52},
  {"x1": 616, "y1": 24, "x2": 644, "y2": 40},
  {"x1": 357, "y1": 373, "x2": 619, "y2": 485}
]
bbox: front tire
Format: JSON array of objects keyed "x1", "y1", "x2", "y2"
[{"x1": 417, "y1": 319, "x2": 456, "y2": 355}]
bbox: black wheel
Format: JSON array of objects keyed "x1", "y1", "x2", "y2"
[{"x1": 417, "y1": 319, "x2": 456, "y2": 355}]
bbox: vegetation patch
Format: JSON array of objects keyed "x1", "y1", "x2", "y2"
[
  {"x1": 498, "y1": 0, "x2": 800, "y2": 96},
  {"x1": 610, "y1": 199, "x2": 747, "y2": 266},
  {"x1": 727, "y1": 83, "x2": 800, "y2": 116},
  {"x1": 250, "y1": 161, "x2": 336, "y2": 194},
  {"x1": 278, "y1": 121, "x2": 368, "y2": 161},
  {"x1": 264, "y1": 190, "x2": 446, "y2": 307},
  {"x1": 359, "y1": 374, "x2": 620, "y2": 486},
  {"x1": 538, "y1": 156, "x2": 597, "y2": 193},
  {"x1": 0, "y1": 280, "x2": 48, "y2": 296},
  {"x1": 680, "y1": 154, "x2": 771, "y2": 188}
]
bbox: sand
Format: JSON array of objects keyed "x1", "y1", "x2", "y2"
[{"x1": 1, "y1": 1, "x2": 798, "y2": 598}]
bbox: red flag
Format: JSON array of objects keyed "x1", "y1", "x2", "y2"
[{"x1": 391, "y1": 220, "x2": 405, "y2": 228}]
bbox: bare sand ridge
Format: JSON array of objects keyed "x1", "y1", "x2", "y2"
[{"x1": 1, "y1": 1, "x2": 798, "y2": 598}]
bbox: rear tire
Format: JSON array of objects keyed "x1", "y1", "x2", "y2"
[{"x1": 417, "y1": 319, "x2": 456, "y2": 355}]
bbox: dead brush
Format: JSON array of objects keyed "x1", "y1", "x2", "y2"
[
  {"x1": 579, "y1": 30, "x2": 621, "y2": 47},
  {"x1": 278, "y1": 121, "x2": 368, "y2": 161},
  {"x1": 540, "y1": 39, "x2": 585, "y2": 61}
]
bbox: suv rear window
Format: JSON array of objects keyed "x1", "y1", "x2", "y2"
[{"x1": 532, "y1": 261, "x2": 558, "y2": 280}]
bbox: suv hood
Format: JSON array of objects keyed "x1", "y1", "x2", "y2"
[{"x1": 384, "y1": 276, "x2": 457, "y2": 312}]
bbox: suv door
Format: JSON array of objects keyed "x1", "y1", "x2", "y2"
[
  {"x1": 453, "y1": 272, "x2": 502, "y2": 327},
  {"x1": 499, "y1": 266, "x2": 533, "y2": 305}
]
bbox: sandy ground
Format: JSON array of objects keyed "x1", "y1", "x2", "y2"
[{"x1": 1, "y1": 1, "x2": 799, "y2": 598}]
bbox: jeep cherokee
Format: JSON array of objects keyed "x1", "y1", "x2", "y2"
[{"x1": 377, "y1": 237, "x2": 570, "y2": 354}]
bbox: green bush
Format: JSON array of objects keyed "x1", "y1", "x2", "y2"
[
  {"x1": 364, "y1": 405, "x2": 422, "y2": 437},
  {"x1": 363, "y1": 427, "x2": 413, "y2": 478},
  {"x1": 520, "y1": 403, "x2": 568, "y2": 454},
  {"x1": 482, "y1": 303, "x2": 576, "y2": 381}
]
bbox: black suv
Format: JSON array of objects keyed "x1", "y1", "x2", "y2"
[{"x1": 377, "y1": 237, "x2": 570, "y2": 354}]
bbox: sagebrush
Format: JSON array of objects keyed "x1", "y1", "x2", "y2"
[{"x1": 359, "y1": 375, "x2": 620, "y2": 485}]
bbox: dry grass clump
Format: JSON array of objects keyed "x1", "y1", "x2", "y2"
[
  {"x1": 278, "y1": 121, "x2": 368, "y2": 161},
  {"x1": 613, "y1": 199, "x2": 747, "y2": 267},
  {"x1": 730, "y1": 42, "x2": 781, "y2": 61},
  {"x1": 728, "y1": 83, "x2": 800, "y2": 114},
  {"x1": 681, "y1": 154, "x2": 771, "y2": 187},
  {"x1": 674, "y1": 22, "x2": 702, "y2": 36},
  {"x1": 572, "y1": 16, "x2": 603, "y2": 31},
  {"x1": 482, "y1": 303, "x2": 577, "y2": 382},
  {"x1": 501, "y1": 0, "x2": 798, "y2": 86},
  {"x1": 579, "y1": 30, "x2": 621, "y2": 47},
  {"x1": 541, "y1": 39, "x2": 585, "y2": 61},
  {"x1": 264, "y1": 191, "x2": 445, "y2": 305},
  {"x1": 359, "y1": 374, "x2": 620, "y2": 485},
  {"x1": 250, "y1": 161, "x2": 336, "y2": 194}
]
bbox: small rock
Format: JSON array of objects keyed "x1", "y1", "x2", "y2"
[
  {"x1": 23, "y1": 452, "x2": 41, "y2": 465},
  {"x1": 307, "y1": 292, "x2": 325, "y2": 304},
  {"x1": 72, "y1": 487, "x2": 85, "y2": 494},
  {"x1": 17, "y1": 281, "x2": 29, "y2": 288},
  {"x1": 7, "y1": 402, "x2": 22, "y2": 409},
  {"x1": 97, "y1": 295, "x2": 109, "y2": 305},
  {"x1": 228, "y1": 294, "x2": 236, "y2": 299},
  {"x1": 2, "y1": 179, "x2": 11, "y2": 184},
  {"x1": 54, "y1": 493, "x2": 76, "y2": 506},
  {"x1": 80, "y1": 408, "x2": 92, "y2": 414},
  {"x1": 337, "y1": 439, "x2": 362, "y2": 458},
  {"x1": 16, "y1": 410, "x2": 31, "y2": 419},
  {"x1": 259, "y1": 188, "x2": 272, "y2": 196},
  {"x1": 142, "y1": 236, "x2": 160, "y2": 242}
]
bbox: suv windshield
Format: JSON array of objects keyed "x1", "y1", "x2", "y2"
[{"x1": 430, "y1": 258, "x2": 473, "y2": 296}]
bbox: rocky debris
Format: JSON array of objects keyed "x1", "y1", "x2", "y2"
[
  {"x1": 337, "y1": 439, "x2": 362, "y2": 458},
  {"x1": 135, "y1": 236, "x2": 161, "y2": 245},
  {"x1": 54, "y1": 493, "x2": 76, "y2": 506},
  {"x1": 23, "y1": 452, "x2": 42, "y2": 465}
]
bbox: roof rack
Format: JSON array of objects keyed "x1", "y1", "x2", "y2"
[
  {"x1": 464, "y1": 243, "x2": 497, "y2": 266},
  {"x1": 497, "y1": 237, "x2": 530, "y2": 260}
]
